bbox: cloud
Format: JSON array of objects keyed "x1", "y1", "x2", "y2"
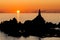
[
  {"x1": 0, "y1": 31, "x2": 39, "y2": 40},
  {"x1": 0, "y1": 31, "x2": 18, "y2": 40}
]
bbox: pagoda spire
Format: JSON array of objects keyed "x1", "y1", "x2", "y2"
[
  {"x1": 32, "y1": 9, "x2": 45, "y2": 24},
  {"x1": 38, "y1": 9, "x2": 41, "y2": 16}
]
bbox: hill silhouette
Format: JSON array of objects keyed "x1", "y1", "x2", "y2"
[{"x1": 0, "y1": 9, "x2": 60, "y2": 38}]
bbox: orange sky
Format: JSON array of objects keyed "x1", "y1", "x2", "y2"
[{"x1": 0, "y1": 0, "x2": 60, "y2": 13}]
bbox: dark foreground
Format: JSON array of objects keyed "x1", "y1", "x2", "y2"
[{"x1": 0, "y1": 10, "x2": 60, "y2": 38}]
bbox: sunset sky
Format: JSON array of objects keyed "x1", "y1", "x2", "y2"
[{"x1": 0, "y1": 0, "x2": 60, "y2": 13}]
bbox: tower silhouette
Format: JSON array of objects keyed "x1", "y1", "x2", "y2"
[{"x1": 32, "y1": 9, "x2": 45, "y2": 24}]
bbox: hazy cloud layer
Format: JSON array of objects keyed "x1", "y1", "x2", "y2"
[{"x1": 0, "y1": 31, "x2": 39, "y2": 40}]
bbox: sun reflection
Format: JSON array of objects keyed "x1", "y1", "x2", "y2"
[{"x1": 17, "y1": 10, "x2": 20, "y2": 23}]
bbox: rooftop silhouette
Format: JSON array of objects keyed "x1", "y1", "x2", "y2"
[{"x1": 0, "y1": 9, "x2": 60, "y2": 38}]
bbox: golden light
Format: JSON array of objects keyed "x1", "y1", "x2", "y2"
[
  {"x1": 17, "y1": 10, "x2": 20, "y2": 22},
  {"x1": 17, "y1": 10, "x2": 20, "y2": 13}
]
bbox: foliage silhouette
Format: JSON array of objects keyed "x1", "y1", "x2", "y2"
[{"x1": 0, "y1": 9, "x2": 60, "y2": 38}]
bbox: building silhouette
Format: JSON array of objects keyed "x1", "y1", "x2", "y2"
[
  {"x1": 0, "y1": 9, "x2": 60, "y2": 38},
  {"x1": 32, "y1": 9, "x2": 45, "y2": 24}
]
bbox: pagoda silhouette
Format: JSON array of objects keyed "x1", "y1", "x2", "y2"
[
  {"x1": 32, "y1": 9, "x2": 45, "y2": 24},
  {"x1": 0, "y1": 9, "x2": 60, "y2": 38}
]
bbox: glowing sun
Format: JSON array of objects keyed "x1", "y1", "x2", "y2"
[{"x1": 17, "y1": 10, "x2": 20, "y2": 13}]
